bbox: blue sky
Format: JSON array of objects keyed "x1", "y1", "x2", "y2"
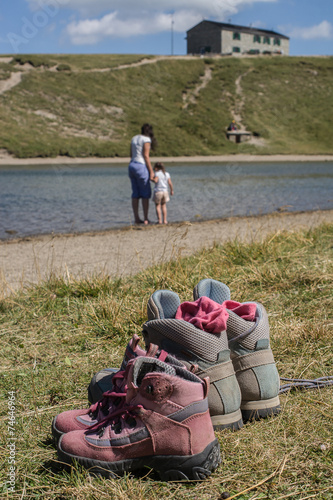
[{"x1": 1, "y1": 0, "x2": 332, "y2": 56}]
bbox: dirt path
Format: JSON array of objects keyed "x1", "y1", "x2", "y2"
[
  {"x1": 0, "y1": 55, "x2": 199, "y2": 95},
  {"x1": 233, "y1": 69, "x2": 253, "y2": 130},
  {"x1": 0, "y1": 71, "x2": 23, "y2": 95},
  {"x1": 1, "y1": 210, "x2": 332, "y2": 296},
  {"x1": 182, "y1": 65, "x2": 212, "y2": 109},
  {"x1": 230, "y1": 68, "x2": 266, "y2": 146}
]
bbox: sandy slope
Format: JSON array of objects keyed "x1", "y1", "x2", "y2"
[{"x1": 1, "y1": 209, "x2": 332, "y2": 295}]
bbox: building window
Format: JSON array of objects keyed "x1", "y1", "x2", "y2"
[
  {"x1": 253, "y1": 35, "x2": 261, "y2": 43},
  {"x1": 273, "y1": 38, "x2": 281, "y2": 46},
  {"x1": 232, "y1": 46, "x2": 241, "y2": 53},
  {"x1": 263, "y1": 36, "x2": 270, "y2": 44},
  {"x1": 233, "y1": 32, "x2": 241, "y2": 40}
]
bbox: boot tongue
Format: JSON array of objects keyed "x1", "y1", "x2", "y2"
[
  {"x1": 119, "y1": 334, "x2": 145, "y2": 371},
  {"x1": 132, "y1": 357, "x2": 176, "y2": 387}
]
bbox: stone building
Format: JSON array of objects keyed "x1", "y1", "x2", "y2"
[{"x1": 186, "y1": 20, "x2": 289, "y2": 56}]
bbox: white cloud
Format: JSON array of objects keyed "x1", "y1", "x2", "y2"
[
  {"x1": 67, "y1": 10, "x2": 201, "y2": 44},
  {"x1": 26, "y1": 0, "x2": 278, "y2": 45},
  {"x1": 287, "y1": 21, "x2": 333, "y2": 40},
  {"x1": 27, "y1": 0, "x2": 277, "y2": 17}
]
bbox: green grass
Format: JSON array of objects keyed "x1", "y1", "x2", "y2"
[
  {"x1": 11, "y1": 54, "x2": 154, "y2": 70},
  {"x1": 0, "y1": 223, "x2": 332, "y2": 499},
  {"x1": 0, "y1": 55, "x2": 332, "y2": 158}
]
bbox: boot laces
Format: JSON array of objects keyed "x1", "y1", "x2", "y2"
[
  {"x1": 88, "y1": 404, "x2": 144, "y2": 437},
  {"x1": 279, "y1": 376, "x2": 333, "y2": 393},
  {"x1": 228, "y1": 317, "x2": 260, "y2": 345},
  {"x1": 89, "y1": 370, "x2": 127, "y2": 418}
]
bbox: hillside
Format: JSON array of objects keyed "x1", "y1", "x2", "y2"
[{"x1": 0, "y1": 53, "x2": 332, "y2": 159}]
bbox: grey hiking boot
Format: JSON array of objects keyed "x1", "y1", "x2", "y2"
[
  {"x1": 193, "y1": 278, "x2": 281, "y2": 422},
  {"x1": 142, "y1": 289, "x2": 243, "y2": 431}
]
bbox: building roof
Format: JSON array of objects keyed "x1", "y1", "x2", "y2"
[{"x1": 187, "y1": 20, "x2": 289, "y2": 40}]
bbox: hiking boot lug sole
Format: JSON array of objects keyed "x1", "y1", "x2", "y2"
[
  {"x1": 211, "y1": 409, "x2": 243, "y2": 431},
  {"x1": 241, "y1": 395, "x2": 281, "y2": 422},
  {"x1": 52, "y1": 416, "x2": 63, "y2": 442},
  {"x1": 58, "y1": 437, "x2": 221, "y2": 481}
]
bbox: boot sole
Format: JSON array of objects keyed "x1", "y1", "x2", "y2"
[
  {"x1": 211, "y1": 408, "x2": 243, "y2": 431},
  {"x1": 52, "y1": 416, "x2": 63, "y2": 443},
  {"x1": 241, "y1": 396, "x2": 281, "y2": 422},
  {"x1": 57, "y1": 437, "x2": 221, "y2": 481}
]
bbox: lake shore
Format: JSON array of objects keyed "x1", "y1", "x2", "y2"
[
  {"x1": 1, "y1": 153, "x2": 333, "y2": 165},
  {"x1": 1, "y1": 209, "x2": 332, "y2": 295}
]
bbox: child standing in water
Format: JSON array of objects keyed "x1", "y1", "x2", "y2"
[{"x1": 152, "y1": 162, "x2": 174, "y2": 224}]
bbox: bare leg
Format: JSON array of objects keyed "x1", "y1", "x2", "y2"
[
  {"x1": 142, "y1": 198, "x2": 149, "y2": 224},
  {"x1": 162, "y1": 203, "x2": 168, "y2": 224},
  {"x1": 131, "y1": 198, "x2": 142, "y2": 224},
  {"x1": 155, "y1": 203, "x2": 162, "y2": 224}
]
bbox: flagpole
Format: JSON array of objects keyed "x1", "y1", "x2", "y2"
[{"x1": 171, "y1": 13, "x2": 174, "y2": 55}]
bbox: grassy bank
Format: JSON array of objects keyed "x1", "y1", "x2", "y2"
[
  {"x1": 0, "y1": 222, "x2": 332, "y2": 499},
  {"x1": 0, "y1": 54, "x2": 332, "y2": 158}
]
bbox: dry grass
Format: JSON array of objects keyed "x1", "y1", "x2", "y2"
[{"x1": 0, "y1": 223, "x2": 332, "y2": 499}]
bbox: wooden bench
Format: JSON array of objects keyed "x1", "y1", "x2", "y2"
[{"x1": 226, "y1": 131, "x2": 251, "y2": 143}]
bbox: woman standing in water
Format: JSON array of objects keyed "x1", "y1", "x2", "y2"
[{"x1": 128, "y1": 123, "x2": 156, "y2": 225}]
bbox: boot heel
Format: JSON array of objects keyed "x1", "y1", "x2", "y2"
[
  {"x1": 211, "y1": 408, "x2": 243, "y2": 431},
  {"x1": 241, "y1": 396, "x2": 281, "y2": 422}
]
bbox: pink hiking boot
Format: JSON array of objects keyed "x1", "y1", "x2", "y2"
[
  {"x1": 57, "y1": 356, "x2": 221, "y2": 481},
  {"x1": 52, "y1": 335, "x2": 184, "y2": 441}
]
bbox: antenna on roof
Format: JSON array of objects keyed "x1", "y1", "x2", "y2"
[
  {"x1": 228, "y1": 18, "x2": 231, "y2": 23},
  {"x1": 171, "y1": 12, "x2": 174, "y2": 55}
]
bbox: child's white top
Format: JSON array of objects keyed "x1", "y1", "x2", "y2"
[{"x1": 154, "y1": 171, "x2": 170, "y2": 192}]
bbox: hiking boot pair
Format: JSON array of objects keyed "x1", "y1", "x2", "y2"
[
  {"x1": 90, "y1": 279, "x2": 280, "y2": 429},
  {"x1": 55, "y1": 355, "x2": 221, "y2": 481}
]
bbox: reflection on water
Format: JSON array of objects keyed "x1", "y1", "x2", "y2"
[{"x1": 0, "y1": 162, "x2": 332, "y2": 239}]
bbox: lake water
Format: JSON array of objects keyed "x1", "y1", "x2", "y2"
[{"x1": 0, "y1": 161, "x2": 332, "y2": 240}]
